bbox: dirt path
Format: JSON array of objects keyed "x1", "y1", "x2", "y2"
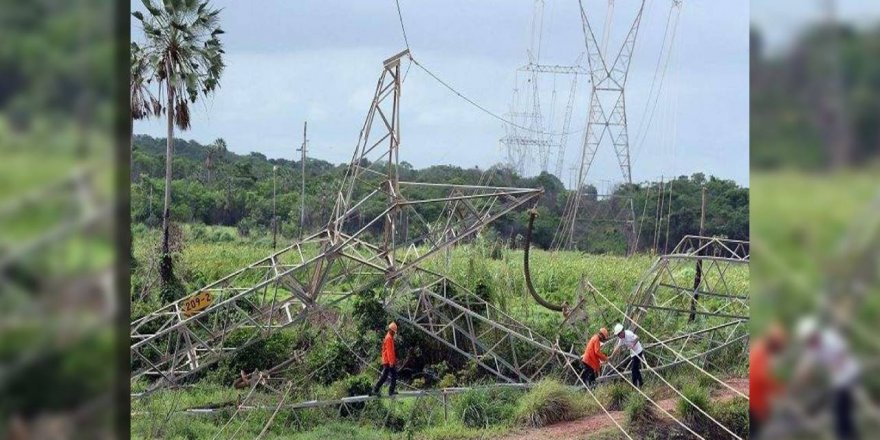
[{"x1": 499, "y1": 378, "x2": 749, "y2": 440}]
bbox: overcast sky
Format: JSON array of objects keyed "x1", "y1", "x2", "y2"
[{"x1": 132, "y1": 0, "x2": 751, "y2": 188}]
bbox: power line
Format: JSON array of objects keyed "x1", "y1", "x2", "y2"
[
  {"x1": 586, "y1": 280, "x2": 749, "y2": 400},
  {"x1": 640, "y1": 356, "x2": 744, "y2": 439},
  {"x1": 394, "y1": 0, "x2": 411, "y2": 51},
  {"x1": 632, "y1": 1, "x2": 683, "y2": 164},
  {"x1": 410, "y1": 57, "x2": 584, "y2": 137},
  {"x1": 391, "y1": 0, "x2": 585, "y2": 138},
  {"x1": 564, "y1": 360, "x2": 634, "y2": 440},
  {"x1": 603, "y1": 359, "x2": 708, "y2": 440}
]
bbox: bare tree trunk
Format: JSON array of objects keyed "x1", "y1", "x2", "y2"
[{"x1": 161, "y1": 81, "x2": 175, "y2": 288}]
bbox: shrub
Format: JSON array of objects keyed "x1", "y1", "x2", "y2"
[
  {"x1": 710, "y1": 398, "x2": 749, "y2": 438},
  {"x1": 455, "y1": 360, "x2": 481, "y2": 385},
  {"x1": 411, "y1": 378, "x2": 426, "y2": 389},
  {"x1": 190, "y1": 223, "x2": 207, "y2": 240},
  {"x1": 676, "y1": 383, "x2": 710, "y2": 422},
  {"x1": 208, "y1": 329, "x2": 298, "y2": 384},
  {"x1": 454, "y1": 387, "x2": 517, "y2": 428},
  {"x1": 336, "y1": 374, "x2": 373, "y2": 418},
  {"x1": 624, "y1": 393, "x2": 661, "y2": 438},
  {"x1": 304, "y1": 338, "x2": 361, "y2": 385},
  {"x1": 697, "y1": 372, "x2": 720, "y2": 390},
  {"x1": 438, "y1": 373, "x2": 457, "y2": 389},
  {"x1": 514, "y1": 379, "x2": 584, "y2": 428},
  {"x1": 596, "y1": 381, "x2": 630, "y2": 411},
  {"x1": 379, "y1": 402, "x2": 408, "y2": 432},
  {"x1": 421, "y1": 361, "x2": 450, "y2": 387},
  {"x1": 210, "y1": 228, "x2": 235, "y2": 243},
  {"x1": 405, "y1": 394, "x2": 439, "y2": 431},
  {"x1": 132, "y1": 222, "x2": 148, "y2": 238},
  {"x1": 281, "y1": 422, "x2": 387, "y2": 440},
  {"x1": 351, "y1": 288, "x2": 387, "y2": 333}
]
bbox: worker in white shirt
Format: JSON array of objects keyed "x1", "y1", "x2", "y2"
[
  {"x1": 793, "y1": 317, "x2": 860, "y2": 440},
  {"x1": 609, "y1": 323, "x2": 645, "y2": 388}
]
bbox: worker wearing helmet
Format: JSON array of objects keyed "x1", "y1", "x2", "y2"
[
  {"x1": 609, "y1": 323, "x2": 645, "y2": 388},
  {"x1": 580, "y1": 327, "x2": 610, "y2": 387},
  {"x1": 749, "y1": 323, "x2": 787, "y2": 438},
  {"x1": 793, "y1": 317, "x2": 860, "y2": 440},
  {"x1": 371, "y1": 322, "x2": 399, "y2": 397}
]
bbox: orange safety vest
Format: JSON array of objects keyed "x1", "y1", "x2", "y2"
[
  {"x1": 582, "y1": 334, "x2": 608, "y2": 373},
  {"x1": 381, "y1": 331, "x2": 396, "y2": 366},
  {"x1": 749, "y1": 340, "x2": 780, "y2": 421}
]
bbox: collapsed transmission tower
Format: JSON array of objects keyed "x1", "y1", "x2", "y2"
[
  {"x1": 614, "y1": 236, "x2": 750, "y2": 376},
  {"x1": 130, "y1": 50, "x2": 544, "y2": 392},
  {"x1": 555, "y1": 0, "x2": 648, "y2": 252},
  {"x1": 502, "y1": 0, "x2": 585, "y2": 178}
]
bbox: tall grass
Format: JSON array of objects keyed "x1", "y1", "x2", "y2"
[{"x1": 514, "y1": 379, "x2": 585, "y2": 427}]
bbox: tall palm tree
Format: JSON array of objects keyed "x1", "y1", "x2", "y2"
[
  {"x1": 130, "y1": 42, "x2": 160, "y2": 181},
  {"x1": 205, "y1": 137, "x2": 227, "y2": 182},
  {"x1": 133, "y1": 0, "x2": 225, "y2": 289}
]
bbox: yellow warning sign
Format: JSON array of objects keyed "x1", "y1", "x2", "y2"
[{"x1": 182, "y1": 291, "x2": 213, "y2": 317}]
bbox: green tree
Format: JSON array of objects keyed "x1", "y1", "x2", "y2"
[
  {"x1": 133, "y1": 0, "x2": 225, "y2": 289},
  {"x1": 130, "y1": 42, "x2": 159, "y2": 181},
  {"x1": 205, "y1": 137, "x2": 226, "y2": 182}
]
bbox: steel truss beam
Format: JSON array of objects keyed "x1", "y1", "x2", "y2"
[
  {"x1": 518, "y1": 63, "x2": 588, "y2": 75},
  {"x1": 613, "y1": 235, "x2": 750, "y2": 373},
  {"x1": 130, "y1": 51, "x2": 543, "y2": 392}
]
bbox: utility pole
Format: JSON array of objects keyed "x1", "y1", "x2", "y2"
[
  {"x1": 272, "y1": 165, "x2": 278, "y2": 250},
  {"x1": 689, "y1": 185, "x2": 707, "y2": 322},
  {"x1": 822, "y1": 0, "x2": 852, "y2": 168},
  {"x1": 296, "y1": 121, "x2": 307, "y2": 239},
  {"x1": 698, "y1": 185, "x2": 707, "y2": 237}
]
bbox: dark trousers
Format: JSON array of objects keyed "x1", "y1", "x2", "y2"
[
  {"x1": 833, "y1": 387, "x2": 858, "y2": 440},
  {"x1": 749, "y1": 410, "x2": 764, "y2": 439},
  {"x1": 579, "y1": 361, "x2": 598, "y2": 387},
  {"x1": 372, "y1": 364, "x2": 397, "y2": 395},
  {"x1": 629, "y1": 353, "x2": 644, "y2": 388}
]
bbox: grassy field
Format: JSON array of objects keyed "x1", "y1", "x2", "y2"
[
  {"x1": 130, "y1": 224, "x2": 748, "y2": 439},
  {"x1": 751, "y1": 170, "x2": 880, "y2": 328}
]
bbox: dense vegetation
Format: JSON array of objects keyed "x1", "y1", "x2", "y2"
[
  {"x1": 131, "y1": 134, "x2": 748, "y2": 255},
  {"x1": 130, "y1": 228, "x2": 749, "y2": 439},
  {"x1": 751, "y1": 24, "x2": 880, "y2": 169}
]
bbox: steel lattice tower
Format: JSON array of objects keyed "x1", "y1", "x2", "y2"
[
  {"x1": 502, "y1": 0, "x2": 584, "y2": 178},
  {"x1": 557, "y1": 0, "x2": 646, "y2": 251}
]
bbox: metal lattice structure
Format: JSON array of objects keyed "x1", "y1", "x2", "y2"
[
  {"x1": 556, "y1": 0, "x2": 650, "y2": 252},
  {"x1": 388, "y1": 270, "x2": 580, "y2": 384},
  {"x1": 551, "y1": 192, "x2": 638, "y2": 251},
  {"x1": 130, "y1": 50, "x2": 544, "y2": 391},
  {"x1": 131, "y1": 48, "x2": 749, "y2": 440},
  {"x1": 502, "y1": 0, "x2": 584, "y2": 178},
  {"x1": 614, "y1": 236, "x2": 750, "y2": 373}
]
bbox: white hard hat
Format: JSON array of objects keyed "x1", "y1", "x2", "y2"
[
  {"x1": 795, "y1": 317, "x2": 819, "y2": 341},
  {"x1": 613, "y1": 323, "x2": 624, "y2": 335}
]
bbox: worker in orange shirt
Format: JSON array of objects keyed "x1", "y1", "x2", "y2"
[
  {"x1": 749, "y1": 323, "x2": 786, "y2": 438},
  {"x1": 580, "y1": 327, "x2": 610, "y2": 388},
  {"x1": 371, "y1": 321, "x2": 398, "y2": 397}
]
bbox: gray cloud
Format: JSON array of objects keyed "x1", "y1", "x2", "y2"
[{"x1": 133, "y1": 0, "x2": 749, "y2": 185}]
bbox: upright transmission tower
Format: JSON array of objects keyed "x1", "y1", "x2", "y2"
[
  {"x1": 501, "y1": 0, "x2": 585, "y2": 178},
  {"x1": 555, "y1": 0, "x2": 647, "y2": 252}
]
